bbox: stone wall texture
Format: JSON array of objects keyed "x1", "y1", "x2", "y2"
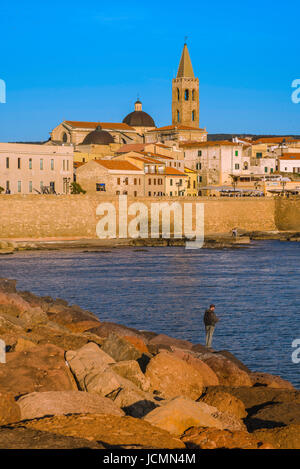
[{"x1": 0, "y1": 194, "x2": 298, "y2": 239}]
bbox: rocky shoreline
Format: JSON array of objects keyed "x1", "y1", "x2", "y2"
[
  {"x1": 0, "y1": 277, "x2": 299, "y2": 449},
  {"x1": 1, "y1": 230, "x2": 300, "y2": 255}
]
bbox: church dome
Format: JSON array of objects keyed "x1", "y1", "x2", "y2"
[
  {"x1": 81, "y1": 125, "x2": 114, "y2": 145},
  {"x1": 123, "y1": 100, "x2": 155, "y2": 127}
]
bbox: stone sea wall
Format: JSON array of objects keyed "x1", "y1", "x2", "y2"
[{"x1": 0, "y1": 194, "x2": 284, "y2": 239}]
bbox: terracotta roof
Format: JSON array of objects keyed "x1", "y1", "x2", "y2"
[
  {"x1": 74, "y1": 161, "x2": 84, "y2": 168},
  {"x1": 165, "y1": 167, "x2": 187, "y2": 176},
  {"x1": 180, "y1": 140, "x2": 238, "y2": 148},
  {"x1": 254, "y1": 137, "x2": 295, "y2": 144},
  {"x1": 94, "y1": 160, "x2": 141, "y2": 171},
  {"x1": 65, "y1": 121, "x2": 135, "y2": 131},
  {"x1": 280, "y1": 154, "x2": 300, "y2": 160},
  {"x1": 117, "y1": 143, "x2": 145, "y2": 153},
  {"x1": 130, "y1": 155, "x2": 165, "y2": 165},
  {"x1": 148, "y1": 124, "x2": 204, "y2": 132},
  {"x1": 138, "y1": 151, "x2": 174, "y2": 160}
]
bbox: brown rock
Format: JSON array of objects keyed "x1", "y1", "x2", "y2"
[
  {"x1": 202, "y1": 355, "x2": 252, "y2": 387},
  {"x1": 0, "y1": 344, "x2": 77, "y2": 396},
  {"x1": 108, "y1": 386, "x2": 158, "y2": 418},
  {"x1": 199, "y1": 388, "x2": 247, "y2": 418},
  {"x1": 63, "y1": 320, "x2": 101, "y2": 334},
  {"x1": 66, "y1": 342, "x2": 115, "y2": 390},
  {"x1": 47, "y1": 304, "x2": 99, "y2": 326},
  {"x1": 86, "y1": 322, "x2": 143, "y2": 340},
  {"x1": 212, "y1": 410, "x2": 247, "y2": 432},
  {"x1": 123, "y1": 336, "x2": 149, "y2": 355},
  {"x1": 25, "y1": 323, "x2": 90, "y2": 350},
  {"x1": 0, "y1": 278, "x2": 17, "y2": 294},
  {"x1": 148, "y1": 334, "x2": 193, "y2": 351},
  {"x1": 249, "y1": 372, "x2": 294, "y2": 390},
  {"x1": 145, "y1": 351, "x2": 203, "y2": 399},
  {"x1": 144, "y1": 397, "x2": 223, "y2": 436},
  {"x1": 14, "y1": 413, "x2": 185, "y2": 449},
  {"x1": 19, "y1": 307, "x2": 48, "y2": 326},
  {"x1": 181, "y1": 426, "x2": 274, "y2": 449},
  {"x1": 247, "y1": 402, "x2": 300, "y2": 430},
  {"x1": 0, "y1": 392, "x2": 21, "y2": 425},
  {"x1": 171, "y1": 348, "x2": 219, "y2": 387},
  {"x1": 111, "y1": 360, "x2": 150, "y2": 391},
  {"x1": 217, "y1": 350, "x2": 251, "y2": 373},
  {"x1": 17, "y1": 391, "x2": 124, "y2": 420},
  {"x1": 101, "y1": 333, "x2": 142, "y2": 362},
  {"x1": 14, "y1": 337, "x2": 37, "y2": 352},
  {"x1": 0, "y1": 427, "x2": 105, "y2": 449},
  {"x1": 254, "y1": 425, "x2": 300, "y2": 449}
]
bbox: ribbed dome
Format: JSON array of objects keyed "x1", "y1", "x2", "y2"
[
  {"x1": 123, "y1": 100, "x2": 155, "y2": 127},
  {"x1": 81, "y1": 125, "x2": 114, "y2": 145}
]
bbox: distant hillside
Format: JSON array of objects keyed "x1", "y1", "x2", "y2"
[{"x1": 207, "y1": 134, "x2": 300, "y2": 141}]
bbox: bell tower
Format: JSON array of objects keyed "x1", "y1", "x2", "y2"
[{"x1": 172, "y1": 43, "x2": 199, "y2": 128}]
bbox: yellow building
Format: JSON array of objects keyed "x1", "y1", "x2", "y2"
[
  {"x1": 165, "y1": 167, "x2": 188, "y2": 196},
  {"x1": 184, "y1": 167, "x2": 198, "y2": 196}
]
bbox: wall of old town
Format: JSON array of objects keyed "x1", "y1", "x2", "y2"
[{"x1": 0, "y1": 194, "x2": 293, "y2": 239}]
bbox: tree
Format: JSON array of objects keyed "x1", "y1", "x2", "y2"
[
  {"x1": 0, "y1": 186, "x2": 4, "y2": 194},
  {"x1": 70, "y1": 182, "x2": 86, "y2": 194},
  {"x1": 229, "y1": 174, "x2": 239, "y2": 193}
]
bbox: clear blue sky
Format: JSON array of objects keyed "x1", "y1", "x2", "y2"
[{"x1": 0, "y1": 0, "x2": 299, "y2": 141}]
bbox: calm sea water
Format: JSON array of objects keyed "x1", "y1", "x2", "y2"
[{"x1": 0, "y1": 241, "x2": 299, "y2": 388}]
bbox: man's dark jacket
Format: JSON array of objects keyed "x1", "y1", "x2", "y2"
[{"x1": 204, "y1": 309, "x2": 219, "y2": 326}]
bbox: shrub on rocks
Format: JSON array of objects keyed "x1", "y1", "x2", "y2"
[
  {"x1": 17, "y1": 391, "x2": 124, "y2": 420},
  {"x1": 145, "y1": 351, "x2": 203, "y2": 399}
]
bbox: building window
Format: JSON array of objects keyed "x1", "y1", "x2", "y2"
[
  {"x1": 18, "y1": 181, "x2": 21, "y2": 193},
  {"x1": 51, "y1": 159, "x2": 54, "y2": 170},
  {"x1": 62, "y1": 133, "x2": 68, "y2": 143},
  {"x1": 170, "y1": 191, "x2": 172, "y2": 196},
  {"x1": 134, "y1": 178, "x2": 137, "y2": 185},
  {"x1": 170, "y1": 179, "x2": 173, "y2": 186},
  {"x1": 117, "y1": 178, "x2": 120, "y2": 185},
  {"x1": 270, "y1": 168, "x2": 274, "y2": 173},
  {"x1": 63, "y1": 160, "x2": 65, "y2": 171},
  {"x1": 177, "y1": 110, "x2": 180, "y2": 122},
  {"x1": 6, "y1": 157, "x2": 9, "y2": 169},
  {"x1": 235, "y1": 150, "x2": 239, "y2": 156},
  {"x1": 116, "y1": 191, "x2": 120, "y2": 195},
  {"x1": 40, "y1": 181, "x2": 43, "y2": 191},
  {"x1": 50, "y1": 182, "x2": 55, "y2": 193},
  {"x1": 153, "y1": 178, "x2": 156, "y2": 185},
  {"x1": 29, "y1": 181, "x2": 32, "y2": 193},
  {"x1": 96, "y1": 183, "x2": 106, "y2": 192},
  {"x1": 6, "y1": 181, "x2": 10, "y2": 192},
  {"x1": 264, "y1": 167, "x2": 268, "y2": 173},
  {"x1": 67, "y1": 160, "x2": 69, "y2": 171},
  {"x1": 192, "y1": 90, "x2": 195, "y2": 100},
  {"x1": 134, "y1": 191, "x2": 137, "y2": 197},
  {"x1": 184, "y1": 89, "x2": 189, "y2": 100},
  {"x1": 177, "y1": 88, "x2": 180, "y2": 101},
  {"x1": 192, "y1": 110, "x2": 195, "y2": 121},
  {"x1": 18, "y1": 158, "x2": 21, "y2": 169},
  {"x1": 29, "y1": 158, "x2": 32, "y2": 169},
  {"x1": 40, "y1": 159, "x2": 43, "y2": 170},
  {"x1": 235, "y1": 164, "x2": 240, "y2": 170},
  {"x1": 198, "y1": 150, "x2": 202, "y2": 157},
  {"x1": 148, "y1": 178, "x2": 151, "y2": 185},
  {"x1": 256, "y1": 152, "x2": 262, "y2": 158},
  {"x1": 124, "y1": 178, "x2": 128, "y2": 185},
  {"x1": 148, "y1": 191, "x2": 151, "y2": 196}
]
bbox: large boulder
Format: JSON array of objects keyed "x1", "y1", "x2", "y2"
[
  {"x1": 0, "y1": 427, "x2": 105, "y2": 449},
  {"x1": 13, "y1": 413, "x2": 185, "y2": 449},
  {"x1": 148, "y1": 334, "x2": 193, "y2": 351},
  {"x1": 247, "y1": 402, "x2": 300, "y2": 431},
  {"x1": 253, "y1": 425, "x2": 300, "y2": 449},
  {"x1": 249, "y1": 372, "x2": 294, "y2": 390},
  {"x1": 0, "y1": 344, "x2": 77, "y2": 396},
  {"x1": 107, "y1": 386, "x2": 158, "y2": 418},
  {"x1": 66, "y1": 342, "x2": 115, "y2": 390},
  {"x1": 0, "y1": 392, "x2": 21, "y2": 425},
  {"x1": 87, "y1": 322, "x2": 143, "y2": 340},
  {"x1": 111, "y1": 360, "x2": 150, "y2": 392},
  {"x1": 47, "y1": 303, "x2": 99, "y2": 326},
  {"x1": 201, "y1": 355, "x2": 252, "y2": 387},
  {"x1": 17, "y1": 391, "x2": 124, "y2": 420},
  {"x1": 181, "y1": 427, "x2": 274, "y2": 449},
  {"x1": 101, "y1": 333, "x2": 143, "y2": 362},
  {"x1": 170, "y1": 348, "x2": 219, "y2": 387},
  {"x1": 25, "y1": 323, "x2": 90, "y2": 351},
  {"x1": 217, "y1": 350, "x2": 251, "y2": 373},
  {"x1": 209, "y1": 386, "x2": 300, "y2": 411},
  {"x1": 144, "y1": 397, "x2": 223, "y2": 436},
  {"x1": 198, "y1": 388, "x2": 247, "y2": 419},
  {"x1": 145, "y1": 351, "x2": 203, "y2": 399}
]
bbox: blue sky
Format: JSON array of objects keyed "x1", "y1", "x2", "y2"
[{"x1": 0, "y1": 0, "x2": 299, "y2": 141}]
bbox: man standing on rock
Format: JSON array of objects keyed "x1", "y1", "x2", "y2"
[{"x1": 204, "y1": 304, "x2": 219, "y2": 348}]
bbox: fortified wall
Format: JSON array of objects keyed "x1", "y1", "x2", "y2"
[{"x1": 0, "y1": 195, "x2": 287, "y2": 239}]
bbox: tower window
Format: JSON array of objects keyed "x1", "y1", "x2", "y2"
[
  {"x1": 184, "y1": 89, "x2": 189, "y2": 101},
  {"x1": 192, "y1": 90, "x2": 195, "y2": 101},
  {"x1": 177, "y1": 110, "x2": 180, "y2": 122},
  {"x1": 177, "y1": 88, "x2": 180, "y2": 101},
  {"x1": 192, "y1": 110, "x2": 195, "y2": 121},
  {"x1": 62, "y1": 133, "x2": 68, "y2": 143}
]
